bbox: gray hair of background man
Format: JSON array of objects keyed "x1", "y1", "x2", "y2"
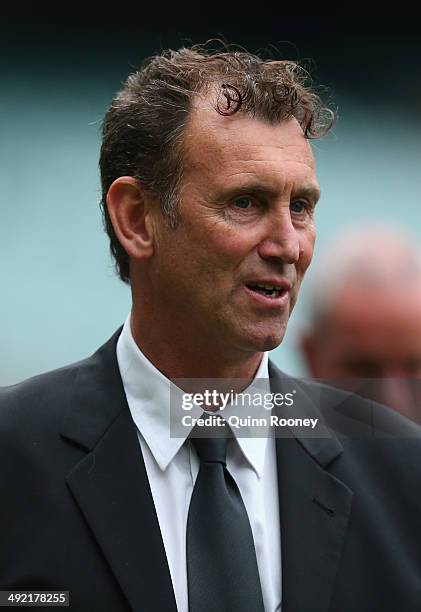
[
  {"x1": 300, "y1": 225, "x2": 421, "y2": 354},
  {"x1": 305, "y1": 226, "x2": 421, "y2": 336},
  {"x1": 99, "y1": 43, "x2": 334, "y2": 283}
]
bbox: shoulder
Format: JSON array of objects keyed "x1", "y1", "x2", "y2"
[
  {"x1": 0, "y1": 361, "x2": 84, "y2": 453},
  {"x1": 0, "y1": 327, "x2": 123, "y2": 460},
  {"x1": 269, "y1": 360, "x2": 421, "y2": 466},
  {"x1": 0, "y1": 327, "x2": 123, "y2": 435},
  {"x1": 295, "y1": 377, "x2": 421, "y2": 486},
  {"x1": 0, "y1": 328, "x2": 124, "y2": 493},
  {"x1": 269, "y1": 359, "x2": 421, "y2": 438},
  {"x1": 298, "y1": 376, "x2": 421, "y2": 439}
]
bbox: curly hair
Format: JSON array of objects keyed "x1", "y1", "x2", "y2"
[{"x1": 99, "y1": 44, "x2": 334, "y2": 283}]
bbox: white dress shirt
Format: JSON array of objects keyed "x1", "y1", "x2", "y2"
[{"x1": 116, "y1": 315, "x2": 282, "y2": 612}]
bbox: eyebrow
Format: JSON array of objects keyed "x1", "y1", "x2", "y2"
[
  {"x1": 295, "y1": 185, "x2": 322, "y2": 203},
  {"x1": 215, "y1": 182, "x2": 321, "y2": 203}
]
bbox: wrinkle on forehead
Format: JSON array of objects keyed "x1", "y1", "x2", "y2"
[{"x1": 182, "y1": 108, "x2": 316, "y2": 179}]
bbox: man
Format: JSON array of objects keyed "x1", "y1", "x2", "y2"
[
  {"x1": 301, "y1": 227, "x2": 421, "y2": 423},
  {"x1": 1, "y1": 45, "x2": 421, "y2": 612}
]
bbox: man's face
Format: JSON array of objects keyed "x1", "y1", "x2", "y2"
[
  {"x1": 308, "y1": 286, "x2": 421, "y2": 379},
  {"x1": 303, "y1": 286, "x2": 421, "y2": 420},
  {"x1": 149, "y1": 107, "x2": 320, "y2": 358}
]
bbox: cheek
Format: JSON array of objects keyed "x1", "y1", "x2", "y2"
[{"x1": 203, "y1": 227, "x2": 256, "y2": 268}]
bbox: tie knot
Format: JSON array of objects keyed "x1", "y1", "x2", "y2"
[
  {"x1": 190, "y1": 416, "x2": 229, "y2": 464},
  {"x1": 191, "y1": 436, "x2": 228, "y2": 465}
]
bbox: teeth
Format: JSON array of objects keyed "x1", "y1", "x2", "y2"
[
  {"x1": 256, "y1": 284, "x2": 281, "y2": 290},
  {"x1": 248, "y1": 283, "x2": 283, "y2": 298}
]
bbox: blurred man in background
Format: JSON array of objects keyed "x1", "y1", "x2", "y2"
[{"x1": 301, "y1": 227, "x2": 421, "y2": 422}]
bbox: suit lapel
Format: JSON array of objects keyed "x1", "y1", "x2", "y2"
[
  {"x1": 60, "y1": 329, "x2": 177, "y2": 612},
  {"x1": 269, "y1": 362, "x2": 354, "y2": 612},
  {"x1": 58, "y1": 330, "x2": 353, "y2": 612}
]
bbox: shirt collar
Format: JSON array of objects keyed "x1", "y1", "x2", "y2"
[{"x1": 116, "y1": 313, "x2": 270, "y2": 477}]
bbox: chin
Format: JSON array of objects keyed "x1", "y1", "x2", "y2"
[
  {"x1": 257, "y1": 335, "x2": 285, "y2": 352},
  {"x1": 239, "y1": 326, "x2": 287, "y2": 353}
]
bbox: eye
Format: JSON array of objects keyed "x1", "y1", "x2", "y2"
[
  {"x1": 290, "y1": 200, "x2": 308, "y2": 215},
  {"x1": 233, "y1": 196, "x2": 254, "y2": 209}
]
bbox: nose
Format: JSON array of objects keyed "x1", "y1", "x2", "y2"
[{"x1": 257, "y1": 210, "x2": 300, "y2": 264}]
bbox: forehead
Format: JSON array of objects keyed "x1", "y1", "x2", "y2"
[
  {"x1": 182, "y1": 101, "x2": 317, "y2": 188},
  {"x1": 329, "y1": 286, "x2": 421, "y2": 350}
]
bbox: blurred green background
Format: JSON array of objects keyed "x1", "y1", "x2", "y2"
[{"x1": 1, "y1": 14, "x2": 420, "y2": 384}]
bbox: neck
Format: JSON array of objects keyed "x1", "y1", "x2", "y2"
[{"x1": 130, "y1": 308, "x2": 263, "y2": 382}]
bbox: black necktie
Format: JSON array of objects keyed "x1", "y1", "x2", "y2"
[{"x1": 186, "y1": 422, "x2": 265, "y2": 612}]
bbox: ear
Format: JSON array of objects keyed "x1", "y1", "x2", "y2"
[{"x1": 106, "y1": 177, "x2": 156, "y2": 261}]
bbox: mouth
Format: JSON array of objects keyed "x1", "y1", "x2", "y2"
[
  {"x1": 244, "y1": 280, "x2": 292, "y2": 308},
  {"x1": 246, "y1": 283, "x2": 286, "y2": 299}
]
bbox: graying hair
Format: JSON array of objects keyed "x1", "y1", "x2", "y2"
[{"x1": 305, "y1": 226, "x2": 421, "y2": 334}]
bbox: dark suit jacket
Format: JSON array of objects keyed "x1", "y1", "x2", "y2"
[{"x1": 1, "y1": 328, "x2": 421, "y2": 612}]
